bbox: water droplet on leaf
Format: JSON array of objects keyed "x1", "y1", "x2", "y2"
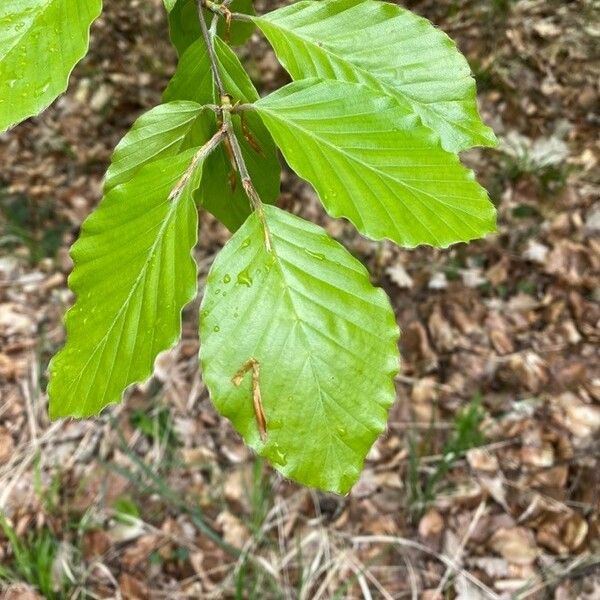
[
  {"x1": 237, "y1": 269, "x2": 252, "y2": 287},
  {"x1": 271, "y1": 444, "x2": 288, "y2": 466}
]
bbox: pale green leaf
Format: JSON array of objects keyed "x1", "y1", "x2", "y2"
[
  {"x1": 49, "y1": 150, "x2": 203, "y2": 418},
  {"x1": 0, "y1": 0, "x2": 102, "y2": 133},
  {"x1": 104, "y1": 101, "x2": 211, "y2": 192},
  {"x1": 200, "y1": 205, "x2": 399, "y2": 493},
  {"x1": 168, "y1": 0, "x2": 255, "y2": 55},
  {"x1": 255, "y1": 79, "x2": 496, "y2": 248},
  {"x1": 255, "y1": 0, "x2": 496, "y2": 153},
  {"x1": 164, "y1": 36, "x2": 280, "y2": 230},
  {"x1": 163, "y1": 0, "x2": 177, "y2": 11}
]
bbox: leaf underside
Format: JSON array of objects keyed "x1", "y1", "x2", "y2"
[
  {"x1": 255, "y1": 0, "x2": 496, "y2": 153},
  {"x1": 255, "y1": 79, "x2": 496, "y2": 248},
  {"x1": 48, "y1": 151, "x2": 202, "y2": 418},
  {"x1": 164, "y1": 36, "x2": 281, "y2": 230},
  {"x1": 0, "y1": 0, "x2": 102, "y2": 133},
  {"x1": 200, "y1": 205, "x2": 399, "y2": 493}
]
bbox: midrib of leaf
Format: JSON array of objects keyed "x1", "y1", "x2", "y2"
[
  {"x1": 256, "y1": 19, "x2": 490, "y2": 146},
  {"x1": 265, "y1": 227, "x2": 381, "y2": 445},
  {"x1": 257, "y1": 104, "x2": 482, "y2": 244},
  {"x1": 107, "y1": 117, "x2": 201, "y2": 190},
  {"x1": 62, "y1": 195, "x2": 183, "y2": 406},
  {"x1": 256, "y1": 22, "x2": 424, "y2": 117}
]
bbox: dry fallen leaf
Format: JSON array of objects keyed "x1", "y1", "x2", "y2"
[
  {"x1": 489, "y1": 527, "x2": 538, "y2": 565},
  {"x1": 0, "y1": 429, "x2": 14, "y2": 465},
  {"x1": 386, "y1": 263, "x2": 413, "y2": 289},
  {"x1": 216, "y1": 511, "x2": 250, "y2": 549},
  {"x1": 418, "y1": 508, "x2": 445, "y2": 539},
  {"x1": 559, "y1": 393, "x2": 600, "y2": 437},
  {"x1": 119, "y1": 573, "x2": 149, "y2": 600},
  {"x1": 467, "y1": 448, "x2": 499, "y2": 473}
]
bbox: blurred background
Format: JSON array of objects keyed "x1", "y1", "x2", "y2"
[{"x1": 0, "y1": 0, "x2": 598, "y2": 598}]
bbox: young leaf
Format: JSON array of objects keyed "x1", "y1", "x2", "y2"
[
  {"x1": 254, "y1": 79, "x2": 496, "y2": 248},
  {"x1": 255, "y1": 0, "x2": 496, "y2": 153},
  {"x1": 104, "y1": 101, "x2": 211, "y2": 192},
  {"x1": 49, "y1": 150, "x2": 204, "y2": 418},
  {"x1": 199, "y1": 205, "x2": 399, "y2": 493},
  {"x1": 0, "y1": 0, "x2": 102, "y2": 133},
  {"x1": 167, "y1": 0, "x2": 255, "y2": 55},
  {"x1": 164, "y1": 36, "x2": 280, "y2": 230}
]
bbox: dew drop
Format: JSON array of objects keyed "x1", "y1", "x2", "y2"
[
  {"x1": 337, "y1": 426, "x2": 347, "y2": 436},
  {"x1": 213, "y1": 325, "x2": 220, "y2": 332},
  {"x1": 237, "y1": 269, "x2": 252, "y2": 287},
  {"x1": 223, "y1": 274, "x2": 231, "y2": 284},
  {"x1": 271, "y1": 444, "x2": 288, "y2": 466},
  {"x1": 241, "y1": 238, "x2": 251, "y2": 249}
]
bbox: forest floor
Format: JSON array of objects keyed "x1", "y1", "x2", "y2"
[{"x1": 0, "y1": 0, "x2": 599, "y2": 598}]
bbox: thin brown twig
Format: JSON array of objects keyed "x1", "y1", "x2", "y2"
[
  {"x1": 434, "y1": 500, "x2": 487, "y2": 596},
  {"x1": 196, "y1": 1, "x2": 225, "y2": 97},
  {"x1": 196, "y1": 1, "x2": 272, "y2": 249},
  {"x1": 168, "y1": 128, "x2": 226, "y2": 201}
]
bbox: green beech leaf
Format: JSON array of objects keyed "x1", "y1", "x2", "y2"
[
  {"x1": 168, "y1": 0, "x2": 255, "y2": 55},
  {"x1": 104, "y1": 101, "x2": 211, "y2": 192},
  {"x1": 164, "y1": 36, "x2": 280, "y2": 231},
  {"x1": 255, "y1": 0, "x2": 496, "y2": 153},
  {"x1": 255, "y1": 79, "x2": 496, "y2": 248},
  {"x1": 49, "y1": 150, "x2": 203, "y2": 418},
  {"x1": 0, "y1": 0, "x2": 102, "y2": 133},
  {"x1": 200, "y1": 205, "x2": 399, "y2": 493}
]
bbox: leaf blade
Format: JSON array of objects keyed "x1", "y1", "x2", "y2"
[
  {"x1": 255, "y1": 79, "x2": 496, "y2": 248},
  {"x1": 255, "y1": 0, "x2": 496, "y2": 152},
  {"x1": 49, "y1": 150, "x2": 203, "y2": 418},
  {"x1": 200, "y1": 205, "x2": 399, "y2": 493},
  {"x1": 104, "y1": 101, "x2": 209, "y2": 192},
  {"x1": 0, "y1": 0, "x2": 102, "y2": 133}
]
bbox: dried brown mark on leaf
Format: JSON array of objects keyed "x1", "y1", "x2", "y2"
[{"x1": 232, "y1": 357, "x2": 268, "y2": 441}]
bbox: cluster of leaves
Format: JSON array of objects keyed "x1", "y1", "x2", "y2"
[{"x1": 0, "y1": 0, "x2": 496, "y2": 494}]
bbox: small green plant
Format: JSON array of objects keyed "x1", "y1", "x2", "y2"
[
  {"x1": 1, "y1": 0, "x2": 496, "y2": 493},
  {"x1": 407, "y1": 395, "x2": 486, "y2": 515},
  {"x1": 0, "y1": 515, "x2": 74, "y2": 599}
]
